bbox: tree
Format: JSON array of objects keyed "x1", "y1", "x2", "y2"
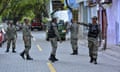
[{"x1": 0, "y1": 0, "x2": 49, "y2": 23}]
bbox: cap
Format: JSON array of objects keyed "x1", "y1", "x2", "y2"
[{"x1": 92, "y1": 16, "x2": 97, "y2": 20}]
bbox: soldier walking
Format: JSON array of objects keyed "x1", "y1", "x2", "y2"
[
  {"x1": 78, "y1": 16, "x2": 101, "y2": 64},
  {"x1": 70, "y1": 19, "x2": 79, "y2": 55},
  {"x1": 48, "y1": 18, "x2": 62, "y2": 62},
  {"x1": 6, "y1": 20, "x2": 17, "y2": 53},
  {"x1": 20, "y1": 19, "x2": 33, "y2": 60}
]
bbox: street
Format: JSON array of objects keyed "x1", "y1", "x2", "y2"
[{"x1": 0, "y1": 31, "x2": 120, "y2": 72}]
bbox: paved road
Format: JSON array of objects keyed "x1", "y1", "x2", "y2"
[{"x1": 0, "y1": 31, "x2": 120, "y2": 72}]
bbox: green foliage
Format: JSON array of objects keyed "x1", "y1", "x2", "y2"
[
  {"x1": 42, "y1": 17, "x2": 49, "y2": 24},
  {"x1": 0, "y1": 0, "x2": 49, "y2": 21}
]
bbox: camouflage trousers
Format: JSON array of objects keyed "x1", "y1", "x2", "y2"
[
  {"x1": 49, "y1": 37, "x2": 57, "y2": 55},
  {"x1": 7, "y1": 38, "x2": 16, "y2": 49},
  {"x1": 23, "y1": 36, "x2": 31, "y2": 55},
  {"x1": 71, "y1": 38, "x2": 78, "y2": 50},
  {"x1": 88, "y1": 37, "x2": 98, "y2": 59}
]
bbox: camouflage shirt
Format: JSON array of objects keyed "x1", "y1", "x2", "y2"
[
  {"x1": 22, "y1": 24, "x2": 32, "y2": 37},
  {"x1": 6, "y1": 25, "x2": 17, "y2": 39}
]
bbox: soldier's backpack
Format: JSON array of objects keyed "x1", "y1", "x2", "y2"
[
  {"x1": 88, "y1": 24, "x2": 100, "y2": 38},
  {"x1": 47, "y1": 22, "x2": 56, "y2": 38}
]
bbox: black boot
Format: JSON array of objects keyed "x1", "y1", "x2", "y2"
[
  {"x1": 53, "y1": 55, "x2": 59, "y2": 61},
  {"x1": 49, "y1": 54, "x2": 56, "y2": 62},
  {"x1": 12, "y1": 49, "x2": 16, "y2": 53},
  {"x1": 5, "y1": 48, "x2": 9, "y2": 53},
  {"x1": 0, "y1": 43, "x2": 2, "y2": 47},
  {"x1": 93, "y1": 58, "x2": 97, "y2": 64},
  {"x1": 26, "y1": 54, "x2": 33, "y2": 60},
  {"x1": 20, "y1": 52, "x2": 25, "y2": 59},
  {"x1": 71, "y1": 50, "x2": 78, "y2": 55},
  {"x1": 90, "y1": 57, "x2": 93, "y2": 63}
]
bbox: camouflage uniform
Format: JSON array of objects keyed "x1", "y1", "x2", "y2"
[
  {"x1": 88, "y1": 24, "x2": 101, "y2": 64},
  {"x1": 20, "y1": 19, "x2": 33, "y2": 60},
  {"x1": 78, "y1": 16, "x2": 101, "y2": 64},
  {"x1": 88, "y1": 37, "x2": 98, "y2": 59},
  {"x1": 6, "y1": 22, "x2": 17, "y2": 53},
  {"x1": 48, "y1": 19, "x2": 61, "y2": 62},
  {"x1": 70, "y1": 22, "x2": 79, "y2": 55}
]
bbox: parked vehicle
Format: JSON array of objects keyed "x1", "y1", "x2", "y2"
[
  {"x1": 31, "y1": 18, "x2": 43, "y2": 31},
  {"x1": 57, "y1": 20, "x2": 66, "y2": 40},
  {"x1": 0, "y1": 24, "x2": 7, "y2": 47},
  {"x1": 46, "y1": 20, "x2": 66, "y2": 41}
]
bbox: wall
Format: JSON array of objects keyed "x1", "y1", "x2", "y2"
[{"x1": 106, "y1": 0, "x2": 120, "y2": 45}]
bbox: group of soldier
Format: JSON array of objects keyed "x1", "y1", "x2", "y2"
[
  {"x1": 5, "y1": 16, "x2": 101, "y2": 64},
  {"x1": 5, "y1": 18, "x2": 33, "y2": 60},
  {"x1": 48, "y1": 16, "x2": 101, "y2": 64}
]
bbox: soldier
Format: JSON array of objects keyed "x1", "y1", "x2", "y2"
[
  {"x1": 48, "y1": 18, "x2": 62, "y2": 62},
  {"x1": 78, "y1": 16, "x2": 101, "y2": 64},
  {"x1": 5, "y1": 20, "x2": 17, "y2": 53},
  {"x1": 20, "y1": 19, "x2": 33, "y2": 60},
  {"x1": 70, "y1": 19, "x2": 79, "y2": 55}
]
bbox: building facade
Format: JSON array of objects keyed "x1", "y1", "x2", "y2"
[
  {"x1": 77, "y1": 0, "x2": 120, "y2": 47},
  {"x1": 106, "y1": 0, "x2": 120, "y2": 45}
]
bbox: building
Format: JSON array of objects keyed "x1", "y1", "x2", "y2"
[
  {"x1": 48, "y1": 0, "x2": 64, "y2": 18},
  {"x1": 52, "y1": 0, "x2": 64, "y2": 10},
  {"x1": 76, "y1": 0, "x2": 120, "y2": 47},
  {"x1": 76, "y1": 0, "x2": 98, "y2": 39},
  {"x1": 106, "y1": 0, "x2": 120, "y2": 45}
]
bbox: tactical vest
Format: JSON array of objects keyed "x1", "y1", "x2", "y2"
[
  {"x1": 47, "y1": 23, "x2": 56, "y2": 38},
  {"x1": 88, "y1": 24, "x2": 99, "y2": 38}
]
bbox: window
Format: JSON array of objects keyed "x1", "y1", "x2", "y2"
[{"x1": 100, "y1": 0, "x2": 112, "y2": 4}]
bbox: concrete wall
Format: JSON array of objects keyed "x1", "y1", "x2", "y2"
[{"x1": 106, "y1": 0, "x2": 120, "y2": 45}]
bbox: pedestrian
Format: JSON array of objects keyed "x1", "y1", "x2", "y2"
[
  {"x1": 70, "y1": 19, "x2": 79, "y2": 55},
  {"x1": 48, "y1": 18, "x2": 62, "y2": 62},
  {"x1": 5, "y1": 20, "x2": 17, "y2": 53},
  {"x1": 78, "y1": 16, "x2": 101, "y2": 64},
  {"x1": 20, "y1": 18, "x2": 33, "y2": 60}
]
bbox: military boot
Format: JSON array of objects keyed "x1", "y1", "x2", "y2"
[
  {"x1": 93, "y1": 58, "x2": 97, "y2": 64},
  {"x1": 12, "y1": 48, "x2": 16, "y2": 53},
  {"x1": 71, "y1": 50, "x2": 78, "y2": 55},
  {"x1": 49, "y1": 54, "x2": 56, "y2": 62},
  {"x1": 20, "y1": 51, "x2": 25, "y2": 59},
  {"x1": 26, "y1": 54, "x2": 33, "y2": 60},
  {"x1": 5, "y1": 48, "x2": 9, "y2": 53},
  {"x1": 53, "y1": 55, "x2": 59, "y2": 61},
  {"x1": 90, "y1": 57, "x2": 93, "y2": 63}
]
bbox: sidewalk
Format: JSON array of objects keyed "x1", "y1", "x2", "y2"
[
  {"x1": 102, "y1": 44, "x2": 120, "y2": 60},
  {"x1": 78, "y1": 39, "x2": 120, "y2": 61}
]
